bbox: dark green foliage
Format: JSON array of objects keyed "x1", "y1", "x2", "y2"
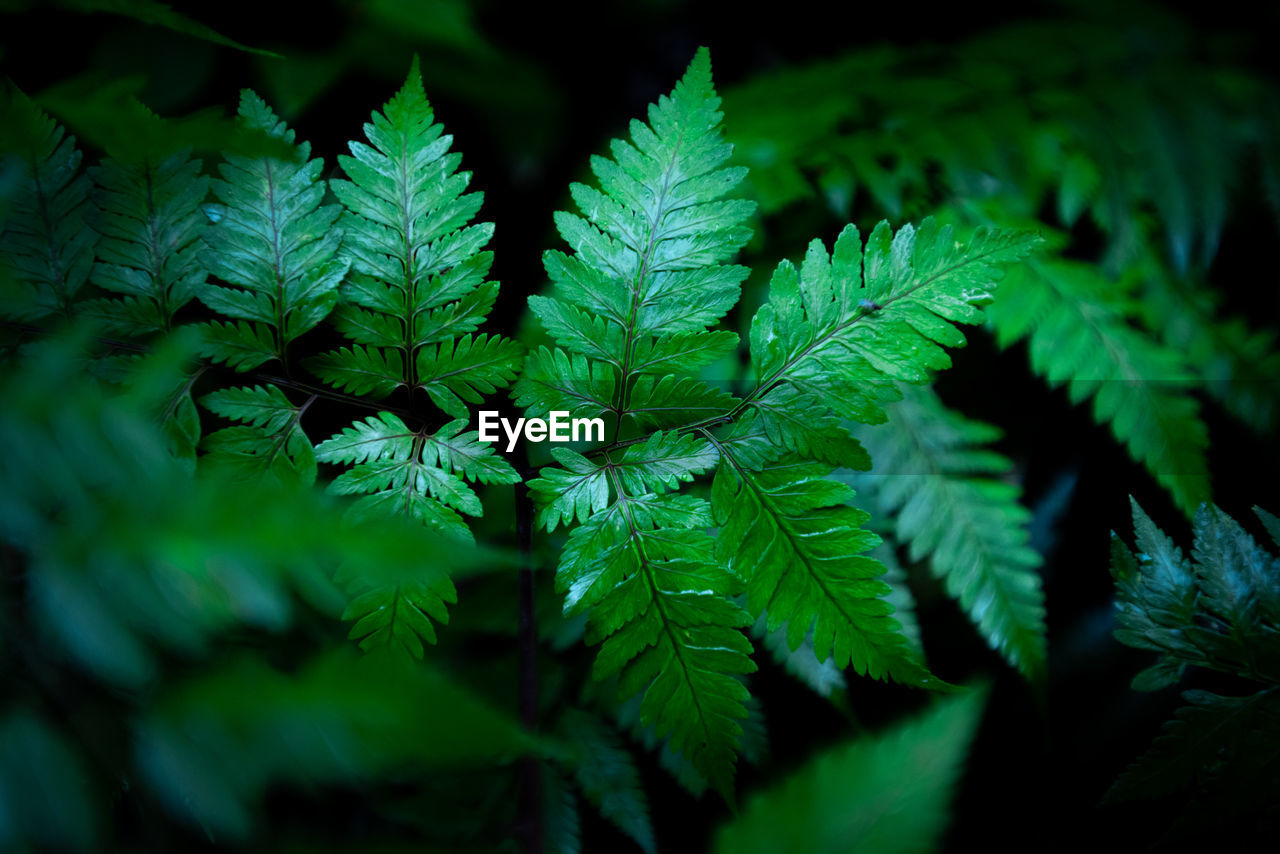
[
  {"x1": 558, "y1": 709, "x2": 656, "y2": 854},
  {"x1": 715, "y1": 688, "x2": 987, "y2": 854},
  {"x1": 724, "y1": 16, "x2": 1280, "y2": 515},
  {"x1": 83, "y1": 150, "x2": 208, "y2": 336},
  {"x1": 0, "y1": 87, "x2": 97, "y2": 319},
  {"x1": 988, "y1": 258, "x2": 1210, "y2": 514},
  {"x1": 1108, "y1": 501, "x2": 1280, "y2": 835},
  {"x1": 3, "y1": 8, "x2": 1277, "y2": 848}
]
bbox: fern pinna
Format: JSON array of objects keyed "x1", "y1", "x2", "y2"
[
  {"x1": 845, "y1": 385, "x2": 1048, "y2": 679},
  {"x1": 518, "y1": 48, "x2": 1042, "y2": 794}
]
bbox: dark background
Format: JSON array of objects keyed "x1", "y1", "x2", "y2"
[{"x1": 4, "y1": 0, "x2": 1279, "y2": 850}]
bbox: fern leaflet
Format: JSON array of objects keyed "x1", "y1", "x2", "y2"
[
  {"x1": 988, "y1": 257, "x2": 1210, "y2": 515},
  {"x1": 845, "y1": 385, "x2": 1048, "y2": 679},
  {"x1": 0, "y1": 89, "x2": 96, "y2": 320},
  {"x1": 84, "y1": 149, "x2": 209, "y2": 336},
  {"x1": 198, "y1": 90, "x2": 347, "y2": 371}
]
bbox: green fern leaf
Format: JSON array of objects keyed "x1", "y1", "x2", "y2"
[
  {"x1": 515, "y1": 346, "x2": 618, "y2": 423},
  {"x1": 314, "y1": 410, "x2": 496, "y2": 654},
  {"x1": 308, "y1": 344, "x2": 404, "y2": 397},
  {"x1": 415, "y1": 332, "x2": 523, "y2": 417},
  {"x1": 312, "y1": 58, "x2": 520, "y2": 412},
  {"x1": 571, "y1": 487, "x2": 755, "y2": 800},
  {"x1": 1108, "y1": 502, "x2": 1280, "y2": 832},
  {"x1": 747, "y1": 220, "x2": 1039, "y2": 426},
  {"x1": 706, "y1": 221, "x2": 1036, "y2": 687},
  {"x1": 200, "y1": 385, "x2": 317, "y2": 486},
  {"x1": 83, "y1": 150, "x2": 208, "y2": 336},
  {"x1": 559, "y1": 709, "x2": 656, "y2": 854},
  {"x1": 988, "y1": 258, "x2": 1211, "y2": 515},
  {"x1": 0, "y1": 89, "x2": 97, "y2": 319},
  {"x1": 711, "y1": 444, "x2": 937, "y2": 686},
  {"x1": 520, "y1": 49, "x2": 764, "y2": 794},
  {"x1": 521, "y1": 48, "x2": 1038, "y2": 791},
  {"x1": 715, "y1": 688, "x2": 988, "y2": 854},
  {"x1": 198, "y1": 90, "x2": 347, "y2": 371},
  {"x1": 521, "y1": 45, "x2": 755, "y2": 433},
  {"x1": 846, "y1": 385, "x2": 1048, "y2": 680},
  {"x1": 309, "y1": 65, "x2": 522, "y2": 650},
  {"x1": 315, "y1": 412, "x2": 485, "y2": 538}
]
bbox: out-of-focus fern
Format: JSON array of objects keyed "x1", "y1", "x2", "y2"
[
  {"x1": 724, "y1": 12, "x2": 1280, "y2": 512},
  {"x1": 714, "y1": 687, "x2": 988, "y2": 854},
  {"x1": 76, "y1": 141, "x2": 212, "y2": 464},
  {"x1": 0, "y1": 66, "x2": 522, "y2": 661},
  {"x1": 198, "y1": 90, "x2": 347, "y2": 371},
  {"x1": 987, "y1": 255, "x2": 1210, "y2": 514},
  {"x1": 0, "y1": 329, "x2": 542, "y2": 850},
  {"x1": 557, "y1": 709, "x2": 655, "y2": 854},
  {"x1": 844, "y1": 385, "x2": 1047, "y2": 680},
  {"x1": 83, "y1": 149, "x2": 209, "y2": 336},
  {"x1": 1107, "y1": 500, "x2": 1280, "y2": 837},
  {"x1": 519, "y1": 47, "x2": 1040, "y2": 794},
  {"x1": 0, "y1": 87, "x2": 97, "y2": 320}
]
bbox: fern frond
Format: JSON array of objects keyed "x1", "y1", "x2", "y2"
[
  {"x1": 83, "y1": 150, "x2": 209, "y2": 336},
  {"x1": 710, "y1": 443, "x2": 936, "y2": 686},
  {"x1": 569, "y1": 484, "x2": 755, "y2": 800},
  {"x1": 721, "y1": 22, "x2": 1260, "y2": 512},
  {"x1": 559, "y1": 709, "x2": 656, "y2": 854},
  {"x1": 714, "y1": 688, "x2": 988, "y2": 854},
  {"x1": 988, "y1": 259, "x2": 1210, "y2": 515},
  {"x1": 0, "y1": 89, "x2": 96, "y2": 319},
  {"x1": 745, "y1": 220, "x2": 1038, "y2": 427},
  {"x1": 308, "y1": 66, "x2": 521, "y2": 647},
  {"x1": 515, "y1": 45, "x2": 755, "y2": 437},
  {"x1": 1112, "y1": 500, "x2": 1280, "y2": 686},
  {"x1": 845, "y1": 385, "x2": 1048, "y2": 679},
  {"x1": 522, "y1": 49, "x2": 1038, "y2": 791},
  {"x1": 198, "y1": 90, "x2": 347, "y2": 370},
  {"x1": 707, "y1": 221, "x2": 1037, "y2": 687},
  {"x1": 314, "y1": 409, "x2": 516, "y2": 651},
  {"x1": 312, "y1": 58, "x2": 520, "y2": 410},
  {"x1": 520, "y1": 50, "x2": 766, "y2": 793},
  {"x1": 414, "y1": 332, "x2": 523, "y2": 417},
  {"x1": 314, "y1": 409, "x2": 519, "y2": 655},
  {"x1": 316, "y1": 412, "x2": 516, "y2": 537},
  {"x1": 1107, "y1": 501, "x2": 1280, "y2": 831}
]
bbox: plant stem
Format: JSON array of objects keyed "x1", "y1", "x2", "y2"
[{"x1": 514, "y1": 452, "x2": 542, "y2": 854}]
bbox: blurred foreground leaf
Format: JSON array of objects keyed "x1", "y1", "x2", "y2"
[{"x1": 715, "y1": 687, "x2": 987, "y2": 854}]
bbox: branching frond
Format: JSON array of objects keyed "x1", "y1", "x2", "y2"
[{"x1": 521, "y1": 47, "x2": 1038, "y2": 792}]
